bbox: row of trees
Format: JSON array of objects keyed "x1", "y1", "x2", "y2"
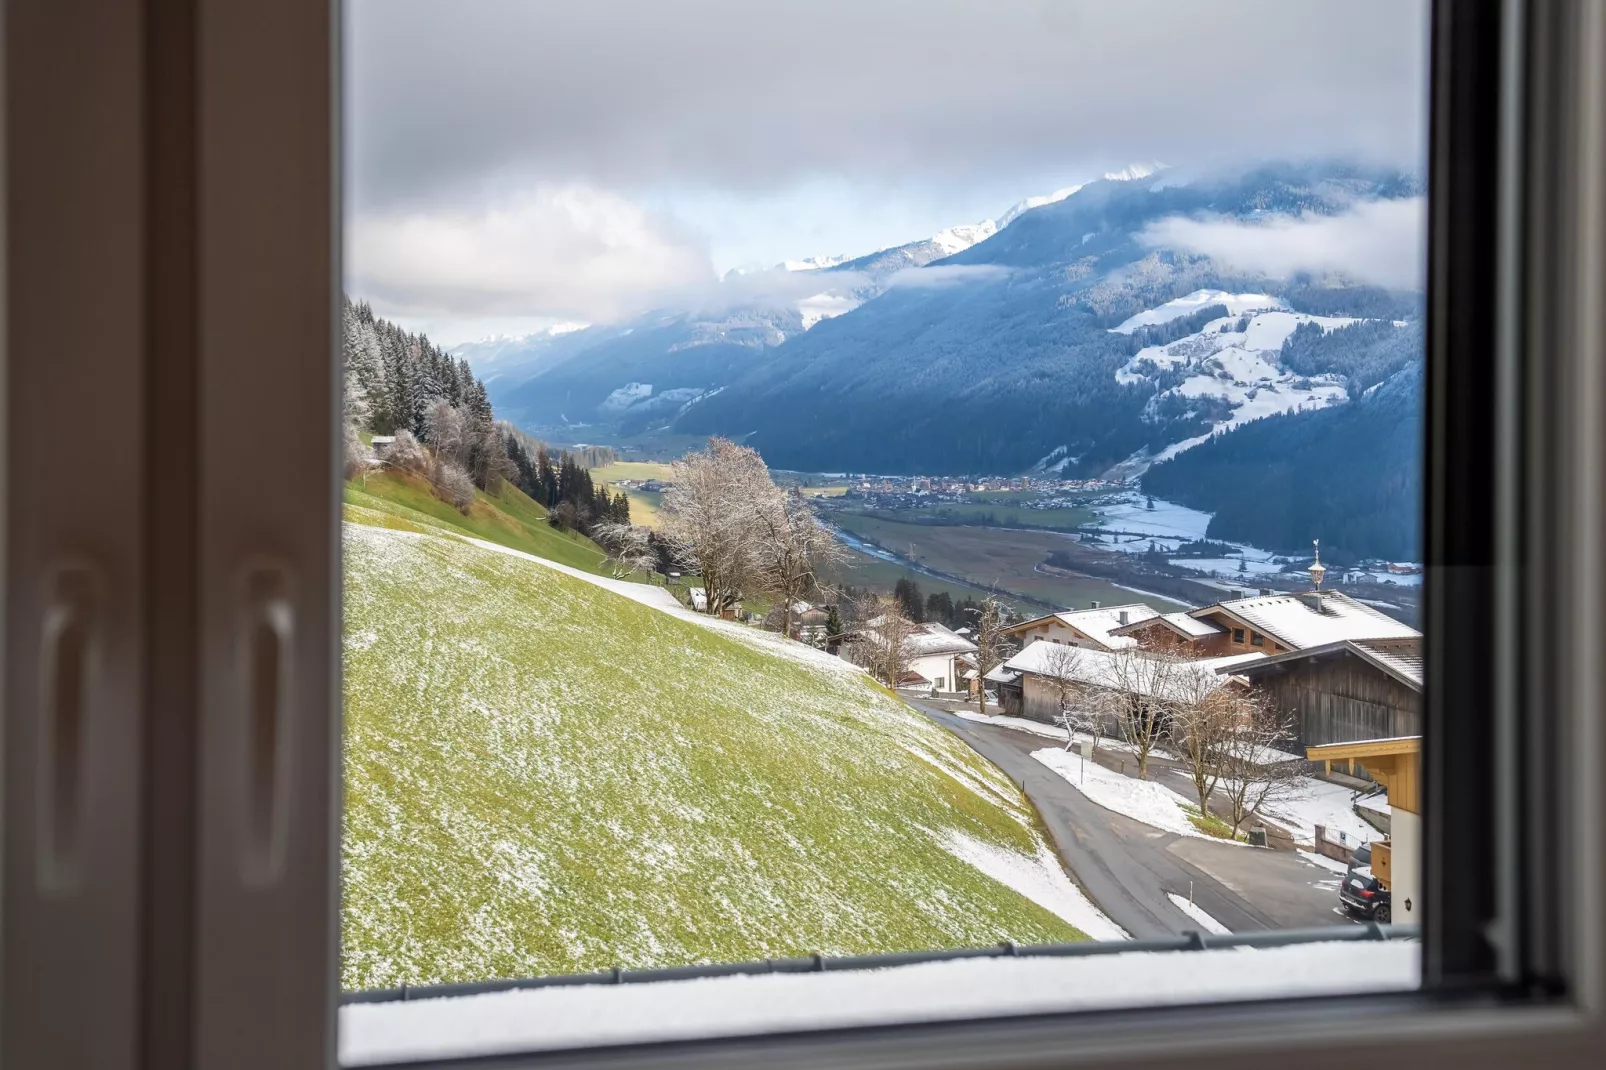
[
  {"x1": 1037, "y1": 643, "x2": 1298, "y2": 838},
  {"x1": 343, "y1": 298, "x2": 630, "y2": 528},
  {"x1": 889, "y1": 578, "x2": 990, "y2": 632}
]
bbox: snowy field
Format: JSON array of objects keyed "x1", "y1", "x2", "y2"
[
  {"x1": 340, "y1": 937, "x2": 1418, "y2": 1065},
  {"x1": 342, "y1": 519, "x2": 1097, "y2": 991},
  {"x1": 1112, "y1": 292, "x2": 1358, "y2": 467}
]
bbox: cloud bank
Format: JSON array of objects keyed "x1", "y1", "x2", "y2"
[
  {"x1": 347, "y1": 187, "x2": 713, "y2": 324},
  {"x1": 1138, "y1": 198, "x2": 1427, "y2": 290}
]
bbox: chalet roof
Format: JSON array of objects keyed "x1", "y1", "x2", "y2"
[
  {"x1": 1190, "y1": 590, "x2": 1419, "y2": 650},
  {"x1": 862, "y1": 617, "x2": 978, "y2": 658},
  {"x1": 1217, "y1": 637, "x2": 1423, "y2": 691},
  {"x1": 983, "y1": 665, "x2": 1020, "y2": 685},
  {"x1": 1004, "y1": 643, "x2": 1265, "y2": 703},
  {"x1": 1002, "y1": 603, "x2": 1161, "y2": 650},
  {"x1": 1109, "y1": 611, "x2": 1224, "y2": 640}
]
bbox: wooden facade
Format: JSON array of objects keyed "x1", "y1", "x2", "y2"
[
  {"x1": 1235, "y1": 647, "x2": 1421, "y2": 754},
  {"x1": 1119, "y1": 618, "x2": 1235, "y2": 658}
]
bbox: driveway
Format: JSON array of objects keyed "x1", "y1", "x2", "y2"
[{"x1": 915, "y1": 702, "x2": 1346, "y2": 939}]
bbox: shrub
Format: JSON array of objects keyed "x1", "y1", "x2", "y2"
[{"x1": 432, "y1": 460, "x2": 476, "y2": 513}]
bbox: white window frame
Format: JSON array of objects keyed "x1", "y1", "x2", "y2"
[{"x1": 4, "y1": 1, "x2": 1605, "y2": 1068}]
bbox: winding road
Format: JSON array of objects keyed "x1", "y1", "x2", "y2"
[{"x1": 913, "y1": 701, "x2": 1347, "y2": 938}]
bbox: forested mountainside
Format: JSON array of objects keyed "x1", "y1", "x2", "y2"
[
  {"x1": 671, "y1": 162, "x2": 1423, "y2": 475},
  {"x1": 1141, "y1": 363, "x2": 1423, "y2": 563},
  {"x1": 343, "y1": 298, "x2": 629, "y2": 538}
]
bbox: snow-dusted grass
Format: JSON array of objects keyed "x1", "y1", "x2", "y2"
[
  {"x1": 340, "y1": 938, "x2": 1419, "y2": 1065},
  {"x1": 939, "y1": 831, "x2": 1126, "y2": 942},
  {"x1": 1166, "y1": 893, "x2": 1231, "y2": 935},
  {"x1": 342, "y1": 520, "x2": 1089, "y2": 991},
  {"x1": 1032, "y1": 748, "x2": 1223, "y2": 841}
]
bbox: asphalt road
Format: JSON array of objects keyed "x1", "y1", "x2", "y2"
[{"x1": 914, "y1": 702, "x2": 1348, "y2": 939}]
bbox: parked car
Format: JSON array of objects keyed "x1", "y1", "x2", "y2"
[{"x1": 1338, "y1": 843, "x2": 1392, "y2": 922}]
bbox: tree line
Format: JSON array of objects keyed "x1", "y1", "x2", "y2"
[{"x1": 343, "y1": 297, "x2": 628, "y2": 533}]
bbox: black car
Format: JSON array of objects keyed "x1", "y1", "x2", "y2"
[{"x1": 1338, "y1": 843, "x2": 1392, "y2": 923}]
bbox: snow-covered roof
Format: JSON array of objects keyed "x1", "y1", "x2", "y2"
[
  {"x1": 1006, "y1": 604, "x2": 1161, "y2": 651},
  {"x1": 1110, "y1": 611, "x2": 1224, "y2": 640},
  {"x1": 1225, "y1": 637, "x2": 1423, "y2": 691},
  {"x1": 1192, "y1": 591, "x2": 1419, "y2": 650},
  {"x1": 861, "y1": 618, "x2": 978, "y2": 658},
  {"x1": 982, "y1": 665, "x2": 1019, "y2": 685},
  {"x1": 1004, "y1": 643, "x2": 1265, "y2": 703}
]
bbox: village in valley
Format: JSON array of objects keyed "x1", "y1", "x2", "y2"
[{"x1": 590, "y1": 443, "x2": 1422, "y2": 939}]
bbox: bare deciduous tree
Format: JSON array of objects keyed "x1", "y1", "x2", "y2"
[
  {"x1": 425, "y1": 400, "x2": 470, "y2": 470},
  {"x1": 382, "y1": 428, "x2": 428, "y2": 475},
  {"x1": 752, "y1": 490, "x2": 845, "y2": 639},
  {"x1": 1103, "y1": 648, "x2": 1183, "y2": 780},
  {"x1": 591, "y1": 521, "x2": 657, "y2": 579},
  {"x1": 1167, "y1": 665, "x2": 1239, "y2": 814},
  {"x1": 847, "y1": 592, "x2": 918, "y2": 688},
  {"x1": 660, "y1": 438, "x2": 774, "y2": 615},
  {"x1": 972, "y1": 596, "x2": 1005, "y2": 714},
  {"x1": 1215, "y1": 691, "x2": 1301, "y2": 837},
  {"x1": 432, "y1": 460, "x2": 476, "y2": 512},
  {"x1": 1034, "y1": 642, "x2": 1094, "y2": 747}
]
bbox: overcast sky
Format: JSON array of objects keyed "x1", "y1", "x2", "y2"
[{"x1": 345, "y1": 0, "x2": 1430, "y2": 345}]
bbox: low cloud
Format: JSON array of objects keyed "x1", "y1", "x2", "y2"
[
  {"x1": 1138, "y1": 197, "x2": 1426, "y2": 290},
  {"x1": 885, "y1": 264, "x2": 1014, "y2": 289},
  {"x1": 346, "y1": 186, "x2": 713, "y2": 324},
  {"x1": 679, "y1": 265, "x2": 871, "y2": 317}
]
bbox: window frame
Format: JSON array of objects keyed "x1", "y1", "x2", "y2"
[{"x1": 5, "y1": 0, "x2": 1605, "y2": 1067}]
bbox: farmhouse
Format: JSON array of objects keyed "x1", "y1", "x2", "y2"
[
  {"x1": 1000, "y1": 602, "x2": 1160, "y2": 652},
  {"x1": 1220, "y1": 637, "x2": 1422, "y2": 753},
  {"x1": 846, "y1": 618, "x2": 977, "y2": 693},
  {"x1": 999, "y1": 640, "x2": 1265, "y2": 725}
]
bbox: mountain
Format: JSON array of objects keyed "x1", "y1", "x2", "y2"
[
  {"x1": 484, "y1": 213, "x2": 1008, "y2": 432},
  {"x1": 1139, "y1": 361, "x2": 1424, "y2": 564},
  {"x1": 673, "y1": 162, "x2": 1424, "y2": 477}
]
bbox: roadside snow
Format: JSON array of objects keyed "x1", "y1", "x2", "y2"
[
  {"x1": 1166, "y1": 893, "x2": 1231, "y2": 935},
  {"x1": 340, "y1": 938, "x2": 1418, "y2": 1065},
  {"x1": 1255, "y1": 778, "x2": 1379, "y2": 848},
  {"x1": 1032, "y1": 748, "x2": 1224, "y2": 841},
  {"x1": 955, "y1": 709, "x2": 1069, "y2": 741},
  {"x1": 939, "y1": 831, "x2": 1127, "y2": 942}
]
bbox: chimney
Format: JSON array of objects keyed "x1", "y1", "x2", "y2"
[
  {"x1": 1090, "y1": 600, "x2": 1101, "y2": 610},
  {"x1": 1118, "y1": 609, "x2": 1130, "y2": 626},
  {"x1": 1230, "y1": 589, "x2": 1245, "y2": 601},
  {"x1": 1301, "y1": 591, "x2": 1328, "y2": 614}
]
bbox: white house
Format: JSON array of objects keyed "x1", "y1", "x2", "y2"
[{"x1": 901, "y1": 622, "x2": 978, "y2": 692}]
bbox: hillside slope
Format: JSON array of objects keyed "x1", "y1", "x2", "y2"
[
  {"x1": 1140, "y1": 364, "x2": 1423, "y2": 562},
  {"x1": 342, "y1": 517, "x2": 1105, "y2": 990}
]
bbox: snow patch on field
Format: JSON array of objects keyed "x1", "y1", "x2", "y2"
[
  {"x1": 1032, "y1": 748, "x2": 1225, "y2": 841},
  {"x1": 1110, "y1": 289, "x2": 1284, "y2": 334},
  {"x1": 1167, "y1": 893, "x2": 1231, "y2": 935},
  {"x1": 340, "y1": 939, "x2": 1419, "y2": 1065},
  {"x1": 939, "y1": 831, "x2": 1126, "y2": 941}
]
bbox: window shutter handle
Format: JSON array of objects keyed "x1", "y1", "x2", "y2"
[
  {"x1": 36, "y1": 562, "x2": 102, "y2": 894},
  {"x1": 237, "y1": 562, "x2": 295, "y2": 886}
]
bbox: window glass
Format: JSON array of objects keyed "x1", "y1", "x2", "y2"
[{"x1": 338, "y1": 0, "x2": 1431, "y2": 1060}]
